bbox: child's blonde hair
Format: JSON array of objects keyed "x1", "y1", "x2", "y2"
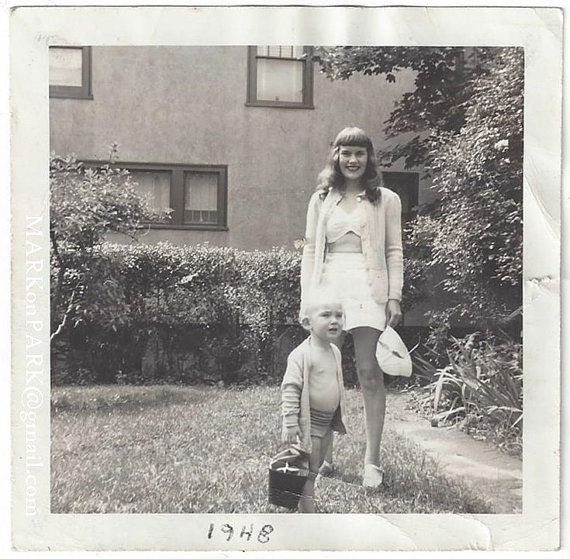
[{"x1": 302, "y1": 288, "x2": 344, "y2": 320}]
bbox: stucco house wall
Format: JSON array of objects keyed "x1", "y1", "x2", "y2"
[
  {"x1": 49, "y1": 46, "x2": 429, "y2": 252},
  {"x1": 50, "y1": 46, "x2": 444, "y2": 326}
]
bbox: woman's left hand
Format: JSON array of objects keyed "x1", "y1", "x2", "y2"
[{"x1": 386, "y1": 299, "x2": 402, "y2": 328}]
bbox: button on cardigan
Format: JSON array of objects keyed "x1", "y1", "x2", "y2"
[{"x1": 300, "y1": 186, "x2": 404, "y2": 316}]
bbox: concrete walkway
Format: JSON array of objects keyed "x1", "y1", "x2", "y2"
[{"x1": 385, "y1": 391, "x2": 523, "y2": 514}]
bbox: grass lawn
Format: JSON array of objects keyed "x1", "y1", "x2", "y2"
[{"x1": 51, "y1": 384, "x2": 492, "y2": 514}]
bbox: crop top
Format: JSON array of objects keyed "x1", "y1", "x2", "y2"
[{"x1": 325, "y1": 203, "x2": 363, "y2": 243}]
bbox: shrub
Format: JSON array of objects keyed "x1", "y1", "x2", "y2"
[
  {"x1": 51, "y1": 242, "x2": 308, "y2": 385},
  {"x1": 417, "y1": 332, "x2": 523, "y2": 456},
  {"x1": 50, "y1": 152, "x2": 168, "y2": 341},
  {"x1": 51, "y1": 237, "x2": 427, "y2": 386}
]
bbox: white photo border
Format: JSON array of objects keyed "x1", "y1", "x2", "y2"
[{"x1": 10, "y1": 5, "x2": 562, "y2": 551}]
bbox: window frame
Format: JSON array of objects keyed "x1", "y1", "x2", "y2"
[
  {"x1": 82, "y1": 160, "x2": 228, "y2": 231},
  {"x1": 246, "y1": 46, "x2": 314, "y2": 109},
  {"x1": 49, "y1": 46, "x2": 93, "y2": 100}
]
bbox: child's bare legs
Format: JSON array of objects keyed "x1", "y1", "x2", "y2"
[
  {"x1": 299, "y1": 436, "x2": 323, "y2": 513},
  {"x1": 320, "y1": 430, "x2": 332, "y2": 468},
  {"x1": 320, "y1": 332, "x2": 345, "y2": 474},
  {"x1": 352, "y1": 327, "x2": 385, "y2": 472},
  {"x1": 298, "y1": 472, "x2": 317, "y2": 513},
  {"x1": 322, "y1": 440, "x2": 333, "y2": 466},
  {"x1": 299, "y1": 432, "x2": 334, "y2": 513}
]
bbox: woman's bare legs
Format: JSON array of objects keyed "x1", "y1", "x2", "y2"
[{"x1": 351, "y1": 327, "x2": 385, "y2": 471}]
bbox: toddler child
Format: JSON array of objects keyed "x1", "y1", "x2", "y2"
[{"x1": 281, "y1": 290, "x2": 347, "y2": 513}]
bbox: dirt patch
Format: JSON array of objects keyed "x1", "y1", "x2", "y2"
[{"x1": 385, "y1": 391, "x2": 522, "y2": 514}]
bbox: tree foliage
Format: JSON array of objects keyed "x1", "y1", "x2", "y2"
[
  {"x1": 315, "y1": 46, "x2": 467, "y2": 169},
  {"x1": 315, "y1": 47, "x2": 523, "y2": 323},
  {"x1": 50, "y1": 151, "x2": 167, "y2": 340}
]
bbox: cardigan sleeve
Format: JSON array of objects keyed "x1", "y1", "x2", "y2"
[
  {"x1": 384, "y1": 190, "x2": 404, "y2": 301},
  {"x1": 281, "y1": 351, "x2": 304, "y2": 428},
  {"x1": 299, "y1": 192, "x2": 321, "y2": 317}
]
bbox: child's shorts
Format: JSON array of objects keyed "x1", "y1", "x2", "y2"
[{"x1": 310, "y1": 408, "x2": 335, "y2": 439}]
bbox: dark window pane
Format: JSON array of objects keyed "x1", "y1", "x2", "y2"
[{"x1": 382, "y1": 171, "x2": 419, "y2": 219}]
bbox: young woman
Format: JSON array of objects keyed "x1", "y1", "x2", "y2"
[{"x1": 300, "y1": 126, "x2": 403, "y2": 488}]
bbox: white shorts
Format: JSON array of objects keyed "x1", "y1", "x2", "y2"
[{"x1": 320, "y1": 252, "x2": 387, "y2": 332}]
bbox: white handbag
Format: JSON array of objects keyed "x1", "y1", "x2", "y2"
[{"x1": 376, "y1": 326, "x2": 412, "y2": 377}]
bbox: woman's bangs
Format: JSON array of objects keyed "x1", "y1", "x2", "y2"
[{"x1": 335, "y1": 130, "x2": 371, "y2": 149}]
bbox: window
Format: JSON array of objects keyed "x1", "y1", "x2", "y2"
[
  {"x1": 49, "y1": 46, "x2": 93, "y2": 99},
  {"x1": 184, "y1": 172, "x2": 220, "y2": 225},
  {"x1": 382, "y1": 171, "x2": 419, "y2": 220},
  {"x1": 85, "y1": 162, "x2": 228, "y2": 230},
  {"x1": 247, "y1": 46, "x2": 314, "y2": 108},
  {"x1": 128, "y1": 170, "x2": 172, "y2": 214}
]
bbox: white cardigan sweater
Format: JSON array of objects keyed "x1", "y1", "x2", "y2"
[
  {"x1": 300, "y1": 186, "x2": 404, "y2": 314},
  {"x1": 281, "y1": 336, "x2": 347, "y2": 454}
]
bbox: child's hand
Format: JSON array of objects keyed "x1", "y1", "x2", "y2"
[{"x1": 282, "y1": 425, "x2": 301, "y2": 444}]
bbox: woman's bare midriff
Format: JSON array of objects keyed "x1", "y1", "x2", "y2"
[{"x1": 327, "y1": 232, "x2": 363, "y2": 253}]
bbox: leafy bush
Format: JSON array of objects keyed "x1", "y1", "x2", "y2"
[
  {"x1": 412, "y1": 332, "x2": 522, "y2": 456},
  {"x1": 412, "y1": 48, "x2": 523, "y2": 322},
  {"x1": 51, "y1": 242, "x2": 306, "y2": 385},
  {"x1": 50, "y1": 152, "x2": 168, "y2": 340},
  {"x1": 315, "y1": 47, "x2": 523, "y2": 324},
  {"x1": 52, "y1": 237, "x2": 426, "y2": 386}
]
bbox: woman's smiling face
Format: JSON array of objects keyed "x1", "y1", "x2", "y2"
[{"x1": 338, "y1": 145, "x2": 368, "y2": 181}]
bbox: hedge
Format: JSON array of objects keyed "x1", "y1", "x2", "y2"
[
  {"x1": 52, "y1": 241, "x2": 427, "y2": 386},
  {"x1": 52, "y1": 242, "x2": 309, "y2": 385}
]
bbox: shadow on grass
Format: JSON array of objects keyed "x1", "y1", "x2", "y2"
[{"x1": 51, "y1": 384, "x2": 209, "y2": 413}]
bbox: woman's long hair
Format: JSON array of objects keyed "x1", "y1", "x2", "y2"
[{"x1": 316, "y1": 127, "x2": 382, "y2": 202}]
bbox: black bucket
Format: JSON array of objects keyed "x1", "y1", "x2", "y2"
[{"x1": 268, "y1": 447, "x2": 309, "y2": 509}]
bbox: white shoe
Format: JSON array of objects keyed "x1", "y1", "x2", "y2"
[{"x1": 363, "y1": 464, "x2": 384, "y2": 488}]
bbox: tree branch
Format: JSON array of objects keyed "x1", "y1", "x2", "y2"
[{"x1": 50, "y1": 287, "x2": 77, "y2": 343}]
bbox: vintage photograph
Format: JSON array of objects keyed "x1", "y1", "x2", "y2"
[
  {"x1": 48, "y1": 44, "x2": 523, "y2": 516},
  {"x1": 10, "y1": 5, "x2": 561, "y2": 552}
]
